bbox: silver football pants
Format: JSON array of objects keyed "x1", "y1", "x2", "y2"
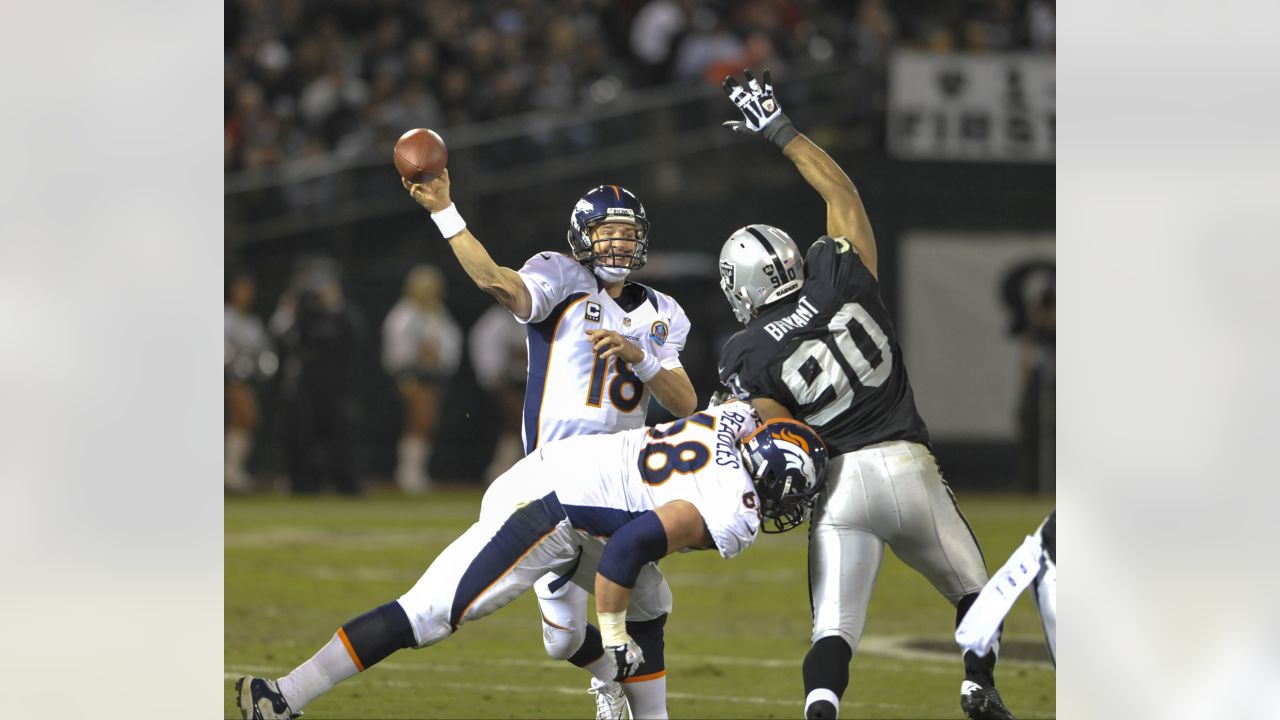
[{"x1": 808, "y1": 440, "x2": 989, "y2": 649}]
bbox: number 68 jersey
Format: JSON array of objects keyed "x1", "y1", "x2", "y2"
[
  {"x1": 718, "y1": 236, "x2": 930, "y2": 457},
  {"x1": 517, "y1": 252, "x2": 691, "y2": 454},
  {"x1": 489, "y1": 401, "x2": 764, "y2": 559}
]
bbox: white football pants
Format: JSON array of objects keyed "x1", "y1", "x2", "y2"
[
  {"x1": 809, "y1": 440, "x2": 989, "y2": 650},
  {"x1": 396, "y1": 457, "x2": 670, "y2": 650}
]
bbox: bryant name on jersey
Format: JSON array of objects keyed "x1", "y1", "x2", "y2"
[{"x1": 719, "y1": 237, "x2": 930, "y2": 456}]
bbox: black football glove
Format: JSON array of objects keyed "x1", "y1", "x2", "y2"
[
  {"x1": 608, "y1": 639, "x2": 646, "y2": 682},
  {"x1": 722, "y1": 68, "x2": 799, "y2": 149}
]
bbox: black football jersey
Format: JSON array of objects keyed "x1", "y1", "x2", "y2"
[{"x1": 718, "y1": 236, "x2": 930, "y2": 456}]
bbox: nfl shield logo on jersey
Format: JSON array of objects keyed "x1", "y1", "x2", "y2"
[{"x1": 649, "y1": 320, "x2": 669, "y2": 347}]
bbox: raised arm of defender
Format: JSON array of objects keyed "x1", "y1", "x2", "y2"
[
  {"x1": 404, "y1": 171, "x2": 534, "y2": 320},
  {"x1": 781, "y1": 138, "x2": 878, "y2": 278},
  {"x1": 722, "y1": 68, "x2": 879, "y2": 278}
]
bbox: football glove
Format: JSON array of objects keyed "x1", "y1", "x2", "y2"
[
  {"x1": 608, "y1": 639, "x2": 646, "y2": 682},
  {"x1": 721, "y1": 68, "x2": 799, "y2": 149},
  {"x1": 706, "y1": 389, "x2": 734, "y2": 408}
]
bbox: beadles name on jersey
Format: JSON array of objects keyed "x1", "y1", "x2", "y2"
[
  {"x1": 518, "y1": 252, "x2": 691, "y2": 454},
  {"x1": 508, "y1": 401, "x2": 763, "y2": 558}
]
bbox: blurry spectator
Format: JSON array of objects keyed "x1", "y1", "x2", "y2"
[
  {"x1": 224, "y1": 273, "x2": 276, "y2": 493},
  {"x1": 629, "y1": 0, "x2": 692, "y2": 86},
  {"x1": 672, "y1": 8, "x2": 744, "y2": 82},
  {"x1": 852, "y1": 0, "x2": 899, "y2": 68},
  {"x1": 271, "y1": 259, "x2": 367, "y2": 495},
  {"x1": 468, "y1": 304, "x2": 528, "y2": 485},
  {"x1": 960, "y1": 0, "x2": 1020, "y2": 52},
  {"x1": 1026, "y1": 0, "x2": 1055, "y2": 51},
  {"x1": 702, "y1": 28, "x2": 777, "y2": 86},
  {"x1": 1017, "y1": 285, "x2": 1055, "y2": 493},
  {"x1": 382, "y1": 265, "x2": 462, "y2": 493}
]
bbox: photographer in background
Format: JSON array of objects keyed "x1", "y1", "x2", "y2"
[{"x1": 270, "y1": 258, "x2": 367, "y2": 495}]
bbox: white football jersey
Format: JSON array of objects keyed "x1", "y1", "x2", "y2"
[
  {"x1": 486, "y1": 401, "x2": 763, "y2": 559},
  {"x1": 516, "y1": 252, "x2": 691, "y2": 454}
]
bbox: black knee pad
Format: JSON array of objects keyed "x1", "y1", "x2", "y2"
[
  {"x1": 566, "y1": 623, "x2": 604, "y2": 667},
  {"x1": 626, "y1": 614, "x2": 667, "y2": 677},
  {"x1": 339, "y1": 601, "x2": 417, "y2": 670}
]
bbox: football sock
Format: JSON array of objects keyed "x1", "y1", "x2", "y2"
[
  {"x1": 224, "y1": 428, "x2": 251, "y2": 490},
  {"x1": 803, "y1": 636, "x2": 852, "y2": 698},
  {"x1": 804, "y1": 689, "x2": 840, "y2": 719},
  {"x1": 957, "y1": 592, "x2": 999, "y2": 684},
  {"x1": 582, "y1": 654, "x2": 616, "y2": 683},
  {"x1": 277, "y1": 634, "x2": 359, "y2": 711},
  {"x1": 396, "y1": 436, "x2": 427, "y2": 492},
  {"x1": 623, "y1": 675, "x2": 668, "y2": 719}
]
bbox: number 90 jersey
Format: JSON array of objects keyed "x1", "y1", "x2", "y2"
[
  {"x1": 517, "y1": 252, "x2": 691, "y2": 454},
  {"x1": 718, "y1": 236, "x2": 930, "y2": 457}
]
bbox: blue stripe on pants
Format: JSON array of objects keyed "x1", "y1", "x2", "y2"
[{"x1": 450, "y1": 493, "x2": 568, "y2": 630}]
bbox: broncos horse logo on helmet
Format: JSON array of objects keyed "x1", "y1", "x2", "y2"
[
  {"x1": 740, "y1": 418, "x2": 829, "y2": 533},
  {"x1": 567, "y1": 184, "x2": 651, "y2": 282}
]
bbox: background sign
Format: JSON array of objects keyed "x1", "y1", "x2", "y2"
[
  {"x1": 900, "y1": 231, "x2": 1055, "y2": 440},
  {"x1": 888, "y1": 50, "x2": 1055, "y2": 162}
]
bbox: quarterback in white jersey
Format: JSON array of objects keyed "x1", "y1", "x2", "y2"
[
  {"x1": 235, "y1": 403, "x2": 830, "y2": 720},
  {"x1": 518, "y1": 249, "x2": 691, "y2": 451},
  {"x1": 404, "y1": 173, "x2": 697, "y2": 717}
]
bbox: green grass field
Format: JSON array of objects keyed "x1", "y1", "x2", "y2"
[{"x1": 226, "y1": 490, "x2": 1055, "y2": 719}]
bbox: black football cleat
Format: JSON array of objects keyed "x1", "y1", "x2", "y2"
[
  {"x1": 236, "y1": 676, "x2": 302, "y2": 720},
  {"x1": 961, "y1": 680, "x2": 1015, "y2": 720},
  {"x1": 806, "y1": 699, "x2": 838, "y2": 719}
]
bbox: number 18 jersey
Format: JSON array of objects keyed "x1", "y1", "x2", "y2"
[
  {"x1": 718, "y1": 236, "x2": 930, "y2": 456},
  {"x1": 517, "y1": 252, "x2": 691, "y2": 454}
]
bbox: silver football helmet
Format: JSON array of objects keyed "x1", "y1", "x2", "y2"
[{"x1": 718, "y1": 224, "x2": 804, "y2": 324}]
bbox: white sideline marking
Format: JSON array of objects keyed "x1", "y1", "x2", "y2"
[
  {"x1": 225, "y1": 673, "x2": 902, "y2": 710},
  {"x1": 225, "y1": 527, "x2": 458, "y2": 549},
  {"x1": 859, "y1": 635, "x2": 1054, "y2": 669}
]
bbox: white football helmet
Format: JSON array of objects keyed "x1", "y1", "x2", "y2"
[{"x1": 718, "y1": 224, "x2": 804, "y2": 324}]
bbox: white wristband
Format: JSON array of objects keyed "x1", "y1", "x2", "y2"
[
  {"x1": 431, "y1": 203, "x2": 467, "y2": 239},
  {"x1": 631, "y1": 351, "x2": 661, "y2": 382},
  {"x1": 598, "y1": 610, "x2": 629, "y2": 647}
]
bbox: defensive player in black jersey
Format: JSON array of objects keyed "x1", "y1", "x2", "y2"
[{"x1": 716, "y1": 68, "x2": 1015, "y2": 720}]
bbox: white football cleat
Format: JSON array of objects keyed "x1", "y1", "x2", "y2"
[{"x1": 588, "y1": 677, "x2": 629, "y2": 720}]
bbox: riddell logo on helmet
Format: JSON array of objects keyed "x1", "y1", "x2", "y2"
[{"x1": 605, "y1": 208, "x2": 635, "y2": 220}]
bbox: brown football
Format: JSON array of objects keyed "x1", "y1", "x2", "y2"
[{"x1": 394, "y1": 128, "x2": 448, "y2": 183}]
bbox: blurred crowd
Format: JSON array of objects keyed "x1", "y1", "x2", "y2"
[
  {"x1": 225, "y1": 0, "x2": 1055, "y2": 172},
  {"x1": 225, "y1": 260, "x2": 529, "y2": 495}
]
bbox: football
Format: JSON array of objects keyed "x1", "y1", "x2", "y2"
[{"x1": 394, "y1": 128, "x2": 448, "y2": 183}]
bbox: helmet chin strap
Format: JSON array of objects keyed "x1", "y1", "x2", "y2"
[{"x1": 593, "y1": 265, "x2": 631, "y2": 283}]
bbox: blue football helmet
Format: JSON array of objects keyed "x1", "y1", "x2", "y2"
[
  {"x1": 567, "y1": 184, "x2": 651, "y2": 280},
  {"x1": 740, "y1": 418, "x2": 829, "y2": 533}
]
